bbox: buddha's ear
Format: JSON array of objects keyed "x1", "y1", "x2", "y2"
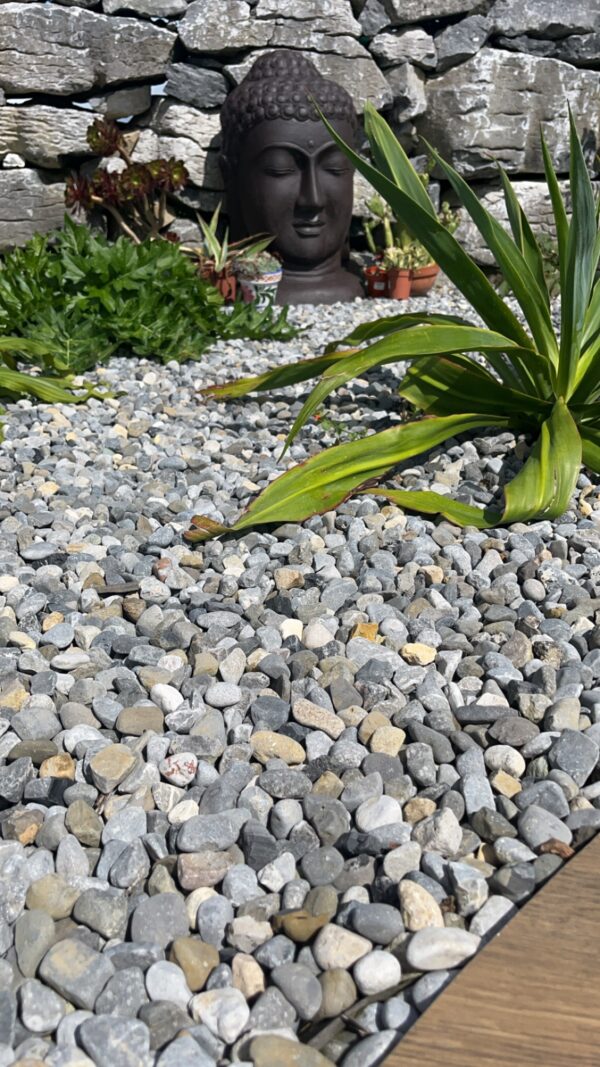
[{"x1": 218, "y1": 152, "x2": 231, "y2": 181}]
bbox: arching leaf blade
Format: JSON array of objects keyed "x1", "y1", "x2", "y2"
[
  {"x1": 399, "y1": 354, "x2": 548, "y2": 421},
  {"x1": 199, "y1": 349, "x2": 359, "y2": 400},
  {"x1": 184, "y1": 413, "x2": 509, "y2": 542},
  {"x1": 282, "y1": 324, "x2": 530, "y2": 453},
  {"x1": 427, "y1": 145, "x2": 558, "y2": 363},
  {"x1": 501, "y1": 399, "x2": 581, "y2": 523},
  {"x1": 318, "y1": 111, "x2": 534, "y2": 356},
  {"x1": 498, "y1": 167, "x2": 549, "y2": 308},
  {"x1": 368, "y1": 487, "x2": 500, "y2": 529}
]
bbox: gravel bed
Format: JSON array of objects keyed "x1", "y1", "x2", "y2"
[{"x1": 1, "y1": 284, "x2": 600, "y2": 1067}]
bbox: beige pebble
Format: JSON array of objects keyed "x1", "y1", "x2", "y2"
[
  {"x1": 403, "y1": 797, "x2": 437, "y2": 824},
  {"x1": 26, "y1": 874, "x2": 79, "y2": 919},
  {"x1": 369, "y1": 724, "x2": 405, "y2": 756},
  {"x1": 273, "y1": 910, "x2": 329, "y2": 943},
  {"x1": 231, "y1": 952, "x2": 265, "y2": 999},
  {"x1": 401, "y1": 642, "x2": 436, "y2": 666},
  {"x1": 88, "y1": 744, "x2": 136, "y2": 792},
  {"x1": 490, "y1": 770, "x2": 522, "y2": 798},
  {"x1": 312, "y1": 771, "x2": 344, "y2": 798},
  {"x1": 170, "y1": 937, "x2": 219, "y2": 992},
  {"x1": 292, "y1": 699, "x2": 345, "y2": 740},
  {"x1": 185, "y1": 887, "x2": 217, "y2": 929},
  {"x1": 399, "y1": 880, "x2": 444, "y2": 932},
  {"x1": 316, "y1": 969, "x2": 357, "y2": 1020},
  {"x1": 274, "y1": 567, "x2": 305, "y2": 591},
  {"x1": 350, "y1": 621, "x2": 380, "y2": 641},
  {"x1": 250, "y1": 731, "x2": 305, "y2": 765},
  {"x1": 39, "y1": 754, "x2": 76, "y2": 780},
  {"x1": 358, "y1": 709, "x2": 389, "y2": 745},
  {"x1": 312, "y1": 924, "x2": 371, "y2": 970}
]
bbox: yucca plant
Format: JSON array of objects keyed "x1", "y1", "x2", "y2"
[{"x1": 185, "y1": 106, "x2": 600, "y2": 544}]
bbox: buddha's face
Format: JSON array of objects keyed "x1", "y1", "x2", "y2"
[{"x1": 233, "y1": 118, "x2": 355, "y2": 268}]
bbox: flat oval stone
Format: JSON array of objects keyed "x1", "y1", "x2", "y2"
[
  {"x1": 405, "y1": 927, "x2": 481, "y2": 971},
  {"x1": 312, "y1": 924, "x2": 371, "y2": 970},
  {"x1": 250, "y1": 1035, "x2": 332, "y2": 1067},
  {"x1": 250, "y1": 731, "x2": 305, "y2": 765},
  {"x1": 353, "y1": 949, "x2": 401, "y2": 995}
]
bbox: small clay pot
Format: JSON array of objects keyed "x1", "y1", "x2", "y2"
[
  {"x1": 410, "y1": 263, "x2": 440, "y2": 297},
  {"x1": 363, "y1": 263, "x2": 388, "y2": 298},
  {"x1": 387, "y1": 267, "x2": 411, "y2": 300}
]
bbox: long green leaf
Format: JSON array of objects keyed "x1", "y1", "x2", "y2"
[
  {"x1": 540, "y1": 128, "x2": 569, "y2": 289},
  {"x1": 324, "y1": 311, "x2": 474, "y2": 353},
  {"x1": 325, "y1": 314, "x2": 529, "y2": 394},
  {"x1": 363, "y1": 103, "x2": 437, "y2": 217},
  {"x1": 582, "y1": 276, "x2": 600, "y2": 350},
  {"x1": 427, "y1": 145, "x2": 558, "y2": 367},
  {"x1": 199, "y1": 349, "x2": 358, "y2": 400},
  {"x1": 501, "y1": 399, "x2": 581, "y2": 522},
  {"x1": 368, "y1": 402, "x2": 580, "y2": 527},
  {"x1": 367, "y1": 487, "x2": 500, "y2": 529},
  {"x1": 399, "y1": 354, "x2": 548, "y2": 422},
  {"x1": 0, "y1": 368, "x2": 82, "y2": 404},
  {"x1": 318, "y1": 111, "x2": 535, "y2": 359},
  {"x1": 557, "y1": 111, "x2": 598, "y2": 399},
  {"x1": 570, "y1": 279, "x2": 600, "y2": 402},
  {"x1": 498, "y1": 167, "x2": 549, "y2": 309},
  {"x1": 580, "y1": 425, "x2": 600, "y2": 474},
  {"x1": 283, "y1": 324, "x2": 538, "y2": 452},
  {"x1": 0, "y1": 336, "x2": 61, "y2": 359},
  {"x1": 184, "y1": 413, "x2": 508, "y2": 542}
]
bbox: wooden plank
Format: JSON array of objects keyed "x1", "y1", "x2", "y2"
[{"x1": 385, "y1": 834, "x2": 600, "y2": 1067}]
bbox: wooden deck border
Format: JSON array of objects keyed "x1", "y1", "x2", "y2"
[{"x1": 384, "y1": 834, "x2": 600, "y2": 1067}]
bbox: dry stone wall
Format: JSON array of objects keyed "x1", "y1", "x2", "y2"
[{"x1": 0, "y1": 0, "x2": 598, "y2": 260}]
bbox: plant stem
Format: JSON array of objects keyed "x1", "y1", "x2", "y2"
[{"x1": 96, "y1": 200, "x2": 141, "y2": 244}]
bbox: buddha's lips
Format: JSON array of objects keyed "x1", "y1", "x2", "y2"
[{"x1": 293, "y1": 221, "x2": 325, "y2": 235}]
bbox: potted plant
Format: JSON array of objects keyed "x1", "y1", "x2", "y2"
[
  {"x1": 234, "y1": 249, "x2": 283, "y2": 309},
  {"x1": 362, "y1": 195, "x2": 394, "y2": 296},
  {"x1": 409, "y1": 201, "x2": 459, "y2": 296},
  {"x1": 184, "y1": 204, "x2": 274, "y2": 302},
  {"x1": 361, "y1": 186, "x2": 459, "y2": 299},
  {"x1": 381, "y1": 244, "x2": 412, "y2": 299}
]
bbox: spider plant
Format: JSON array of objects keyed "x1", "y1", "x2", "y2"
[
  {"x1": 185, "y1": 203, "x2": 274, "y2": 278},
  {"x1": 185, "y1": 106, "x2": 600, "y2": 543}
]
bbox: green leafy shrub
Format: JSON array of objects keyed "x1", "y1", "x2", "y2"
[
  {"x1": 0, "y1": 218, "x2": 296, "y2": 378},
  {"x1": 185, "y1": 107, "x2": 600, "y2": 543}
]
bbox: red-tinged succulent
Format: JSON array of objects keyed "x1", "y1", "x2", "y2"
[
  {"x1": 145, "y1": 159, "x2": 169, "y2": 187},
  {"x1": 64, "y1": 175, "x2": 93, "y2": 212},
  {"x1": 118, "y1": 164, "x2": 154, "y2": 201},
  {"x1": 69, "y1": 120, "x2": 192, "y2": 241},
  {"x1": 164, "y1": 159, "x2": 189, "y2": 192},
  {"x1": 90, "y1": 169, "x2": 121, "y2": 206},
  {"x1": 163, "y1": 231, "x2": 181, "y2": 244},
  {"x1": 86, "y1": 118, "x2": 124, "y2": 157}
]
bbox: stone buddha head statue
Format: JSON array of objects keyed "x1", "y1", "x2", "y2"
[{"x1": 220, "y1": 51, "x2": 363, "y2": 305}]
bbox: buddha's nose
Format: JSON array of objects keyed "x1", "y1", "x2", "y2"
[{"x1": 297, "y1": 163, "x2": 324, "y2": 213}]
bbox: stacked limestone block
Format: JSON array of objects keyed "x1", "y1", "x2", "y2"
[{"x1": 0, "y1": 0, "x2": 598, "y2": 260}]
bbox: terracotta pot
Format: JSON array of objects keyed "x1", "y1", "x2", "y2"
[
  {"x1": 387, "y1": 267, "x2": 411, "y2": 300},
  {"x1": 363, "y1": 264, "x2": 388, "y2": 298},
  {"x1": 410, "y1": 263, "x2": 440, "y2": 297}
]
